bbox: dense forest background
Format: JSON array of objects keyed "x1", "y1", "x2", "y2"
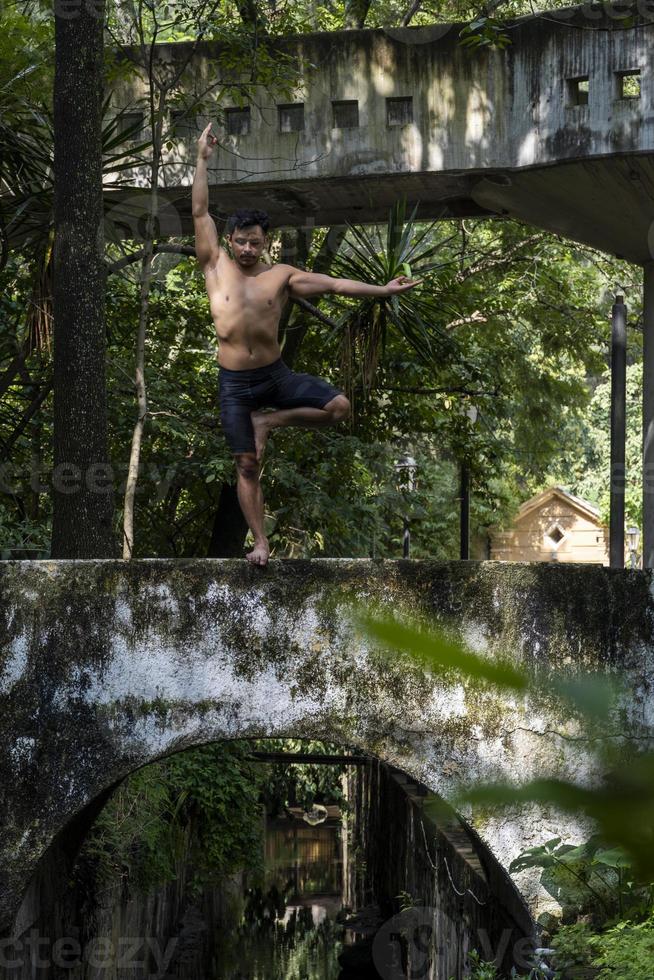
[{"x1": 0, "y1": 0, "x2": 645, "y2": 560}]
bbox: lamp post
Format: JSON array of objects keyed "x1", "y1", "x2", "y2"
[
  {"x1": 610, "y1": 293, "x2": 627, "y2": 568},
  {"x1": 627, "y1": 525, "x2": 641, "y2": 569},
  {"x1": 395, "y1": 454, "x2": 417, "y2": 558}
]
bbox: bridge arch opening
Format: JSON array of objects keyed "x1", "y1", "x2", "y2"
[{"x1": 10, "y1": 737, "x2": 533, "y2": 980}]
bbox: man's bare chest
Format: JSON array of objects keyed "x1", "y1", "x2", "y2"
[{"x1": 205, "y1": 264, "x2": 286, "y2": 311}]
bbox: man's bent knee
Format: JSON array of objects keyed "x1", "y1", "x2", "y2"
[
  {"x1": 235, "y1": 454, "x2": 260, "y2": 480},
  {"x1": 325, "y1": 395, "x2": 350, "y2": 422}
]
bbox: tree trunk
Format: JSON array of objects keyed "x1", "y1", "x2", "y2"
[
  {"x1": 344, "y1": 0, "x2": 371, "y2": 28},
  {"x1": 122, "y1": 90, "x2": 166, "y2": 559},
  {"x1": 51, "y1": 0, "x2": 115, "y2": 558}
]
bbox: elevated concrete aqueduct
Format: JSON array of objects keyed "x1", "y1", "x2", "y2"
[
  {"x1": 2, "y1": 558, "x2": 654, "y2": 940},
  {"x1": 106, "y1": 3, "x2": 654, "y2": 562}
]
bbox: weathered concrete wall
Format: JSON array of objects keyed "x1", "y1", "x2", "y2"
[
  {"x1": 344, "y1": 760, "x2": 533, "y2": 978},
  {"x1": 2, "y1": 559, "x2": 654, "y2": 935},
  {"x1": 107, "y1": 4, "x2": 654, "y2": 260},
  {"x1": 2, "y1": 822, "x2": 245, "y2": 980}
]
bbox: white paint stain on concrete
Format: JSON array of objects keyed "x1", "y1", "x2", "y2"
[{"x1": 0, "y1": 637, "x2": 28, "y2": 694}]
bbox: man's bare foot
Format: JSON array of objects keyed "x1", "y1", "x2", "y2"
[
  {"x1": 246, "y1": 538, "x2": 270, "y2": 567},
  {"x1": 251, "y1": 411, "x2": 272, "y2": 462}
]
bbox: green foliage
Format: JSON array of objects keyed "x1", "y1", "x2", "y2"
[
  {"x1": 81, "y1": 741, "x2": 264, "y2": 892},
  {"x1": 361, "y1": 611, "x2": 654, "y2": 881},
  {"x1": 459, "y1": 17, "x2": 511, "y2": 50},
  {"x1": 571, "y1": 363, "x2": 643, "y2": 528},
  {"x1": 510, "y1": 835, "x2": 651, "y2": 921},
  {"x1": 462, "y1": 755, "x2": 654, "y2": 884},
  {"x1": 256, "y1": 738, "x2": 348, "y2": 814},
  {"x1": 0, "y1": 0, "x2": 642, "y2": 561},
  {"x1": 552, "y1": 915, "x2": 654, "y2": 979},
  {"x1": 454, "y1": 948, "x2": 548, "y2": 979},
  {"x1": 330, "y1": 199, "x2": 449, "y2": 403},
  {"x1": 363, "y1": 609, "x2": 529, "y2": 690},
  {"x1": 361, "y1": 609, "x2": 619, "y2": 721}
]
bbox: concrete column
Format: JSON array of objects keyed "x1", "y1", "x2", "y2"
[
  {"x1": 610, "y1": 295, "x2": 627, "y2": 568},
  {"x1": 643, "y1": 263, "x2": 654, "y2": 568}
]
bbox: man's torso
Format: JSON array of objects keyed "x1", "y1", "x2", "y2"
[{"x1": 204, "y1": 249, "x2": 292, "y2": 370}]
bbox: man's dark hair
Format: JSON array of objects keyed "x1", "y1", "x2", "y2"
[{"x1": 226, "y1": 209, "x2": 270, "y2": 235}]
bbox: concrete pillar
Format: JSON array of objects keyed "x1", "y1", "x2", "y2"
[
  {"x1": 643, "y1": 263, "x2": 654, "y2": 568},
  {"x1": 610, "y1": 295, "x2": 627, "y2": 568}
]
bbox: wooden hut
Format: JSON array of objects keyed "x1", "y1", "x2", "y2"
[{"x1": 489, "y1": 487, "x2": 609, "y2": 564}]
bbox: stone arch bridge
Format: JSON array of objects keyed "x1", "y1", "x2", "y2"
[{"x1": 2, "y1": 558, "x2": 654, "y2": 937}]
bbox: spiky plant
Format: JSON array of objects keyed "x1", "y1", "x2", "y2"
[
  {"x1": 329, "y1": 199, "x2": 461, "y2": 412},
  {"x1": 1, "y1": 86, "x2": 152, "y2": 349}
]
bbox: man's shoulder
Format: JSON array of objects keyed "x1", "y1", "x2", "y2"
[
  {"x1": 255, "y1": 263, "x2": 296, "y2": 283},
  {"x1": 267, "y1": 262, "x2": 294, "y2": 275},
  {"x1": 270, "y1": 264, "x2": 308, "y2": 280}
]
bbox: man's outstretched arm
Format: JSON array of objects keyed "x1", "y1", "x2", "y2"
[
  {"x1": 287, "y1": 269, "x2": 421, "y2": 299},
  {"x1": 193, "y1": 123, "x2": 221, "y2": 268}
]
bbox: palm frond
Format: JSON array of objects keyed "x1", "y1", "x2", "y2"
[{"x1": 326, "y1": 197, "x2": 475, "y2": 418}]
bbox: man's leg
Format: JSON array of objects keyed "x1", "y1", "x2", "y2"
[
  {"x1": 234, "y1": 453, "x2": 269, "y2": 566},
  {"x1": 251, "y1": 394, "x2": 350, "y2": 461}
]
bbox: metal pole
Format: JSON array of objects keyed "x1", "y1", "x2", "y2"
[
  {"x1": 643, "y1": 264, "x2": 654, "y2": 568},
  {"x1": 402, "y1": 515, "x2": 410, "y2": 558},
  {"x1": 610, "y1": 294, "x2": 627, "y2": 568},
  {"x1": 460, "y1": 463, "x2": 470, "y2": 560}
]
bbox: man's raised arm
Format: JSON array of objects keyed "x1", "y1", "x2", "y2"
[
  {"x1": 287, "y1": 269, "x2": 421, "y2": 299},
  {"x1": 193, "y1": 123, "x2": 220, "y2": 268}
]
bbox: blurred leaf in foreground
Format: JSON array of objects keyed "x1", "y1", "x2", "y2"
[
  {"x1": 360, "y1": 611, "x2": 528, "y2": 692},
  {"x1": 361, "y1": 610, "x2": 654, "y2": 880}
]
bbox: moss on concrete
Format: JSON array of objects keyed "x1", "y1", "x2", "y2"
[{"x1": 2, "y1": 558, "x2": 654, "y2": 933}]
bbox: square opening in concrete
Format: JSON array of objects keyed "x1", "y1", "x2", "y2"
[
  {"x1": 170, "y1": 110, "x2": 197, "y2": 138},
  {"x1": 616, "y1": 69, "x2": 641, "y2": 100},
  {"x1": 566, "y1": 76, "x2": 589, "y2": 107},
  {"x1": 225, "y1": 107, "x2": 251, "y2": 136},
  {"x1": 117, "y1": 111, "x2": 146, "y2": 140},
  {"x1": 332, "y1": 100, "x2": 359, "y2": 129},
  {"x1": 386, "y1": 97, "x2": 413, "y2": 126},
  {"x1": 278, "y1": 103, "x2": 305, "y2": 133}
]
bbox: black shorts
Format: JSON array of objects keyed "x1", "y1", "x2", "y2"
[{"x1": 218, "y1": 357, "x2": 342, "y2": 455}]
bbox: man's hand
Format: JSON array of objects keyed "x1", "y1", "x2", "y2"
[
  {"x1": 384, "y1": 275, "x2": 422, "y2": 296},
  {"x1": 197, "y1": 122, "x2": 218, "y2": 160}
]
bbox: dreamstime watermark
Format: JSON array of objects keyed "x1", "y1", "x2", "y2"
[
  {"x1": 0, "y1": 460, "x2": 179, "y2": 498},
  {"x1": 371, "y1": 906, "x2": 550, "y2": 980},
  {"x1": 0, "y1": 932, "x2": 177, "y2": 975}
]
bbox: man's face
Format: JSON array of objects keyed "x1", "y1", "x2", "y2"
[{"x1": 229, "y1": 225, "x2": 267, "y2": 268}]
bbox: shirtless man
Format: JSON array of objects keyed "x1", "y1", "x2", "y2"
[{"x1": 193, "y1": 122, "x2": 420, "y2": 566}]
